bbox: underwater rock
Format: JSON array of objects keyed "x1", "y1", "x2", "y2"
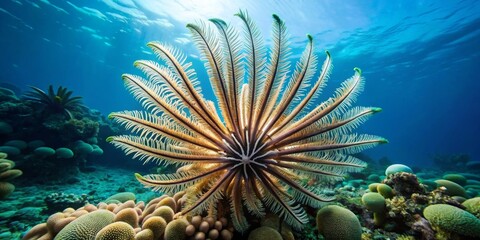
[
  {"x1": 427, "y1": 187, "x2": 464, "y2": 208},
  {"x1": 383, "y1": 172, "x2": 426, "y2": 198},
  {"x1": 411, "y1": 214, "x2": 435, "y2": 240},
  {"x1": 419, "y1": 179, "x2": 437, "y2": 191},
  {"x1": 44, "y1": 192, "x2": 89, "y2": 214}
]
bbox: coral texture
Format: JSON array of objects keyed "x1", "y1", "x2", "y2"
[
  {"x1": 316, "y1": 205, "x2": 362, "y2": 240},
  {"x1": 423, "y1": 204, "x2": 480, "y2": 238}
]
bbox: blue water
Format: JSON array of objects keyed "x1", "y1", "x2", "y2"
[{"x1": 1, "y1": 0, "x2": 479, "y2": 167}]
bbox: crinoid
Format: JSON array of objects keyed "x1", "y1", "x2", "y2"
[
  {"x1": 108, "y1": 11, "x2": 386, "y2": 231},
  {"x1": 24, "y1": 85, "x2": 86, "y2": 119}
]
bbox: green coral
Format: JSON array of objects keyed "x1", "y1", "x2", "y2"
[
  {"x1": 435, "y1": 179, "x2": 467, "y2": 197},
  {"x1": 442, "y1": 174, "x2": 467, "y2": 186},
  {"x1": 362, "y1": 192, "x2": 386, "y2": 226},
  {"x1": 377, "y1": 183, "x2": 394, "y2": 199},
  {"x1": 95, "y1": 222, "x2": 135, "y2": 240},
  {"x1": 316, "y1": 205, "x2": 361, "y2": 240},
  {"x1": 54, "y1": 210, "x2": 115, "y2": 240},
  {"x1": 462, "y1": 197, "x2": 480, "y2": 218},
  {"x1": 423, "y1": 204, "x2": 480, "y2": 238}
]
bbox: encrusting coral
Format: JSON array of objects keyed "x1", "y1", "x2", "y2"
[{"x1": 108, "y1": 10, "x2": 385, "y2": 232}]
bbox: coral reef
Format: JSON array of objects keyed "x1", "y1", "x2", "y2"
[
  {"x1": 383, "y1": 172, "x2": 426, "y2": 198},
  {"x1": 10, "y1": 156, "x2": 480, "y2": 240},
  {"x1": 23, "y1": 192, "x2": 235, "y2": 240},
  {"x1": 0, "y1": 85, "x2": 120, "y2": 183},
  {"x1": 44, "y1": 192, "x2": 91, "y2": 214}
]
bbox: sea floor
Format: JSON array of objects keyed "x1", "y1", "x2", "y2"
[
  {"x1": 2, "y1": 162, "x2": 480, "y2": 240},
  {"x1": 0, "y1": 166, "x2": 158, "y2": 239}
]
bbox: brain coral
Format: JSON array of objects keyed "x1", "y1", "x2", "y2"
[
  {"x1": 462, "y1": 197, "x2": 480, "y2": 218},
  {"x1": 316, "y1": 205, "x2": 361, "y2": 240},
  {"x1": 95, "y1": 221, "x2": 135, "y2": 240},
  {"x1": 54, "y1": 210, "x2": 115, "y2": 240},
  {"x1": 163, "y1": 218, "x2": 189, "y2": 240},
  {"x1": 423, "y1": 204, "x2": 480, "y2": 238}
]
